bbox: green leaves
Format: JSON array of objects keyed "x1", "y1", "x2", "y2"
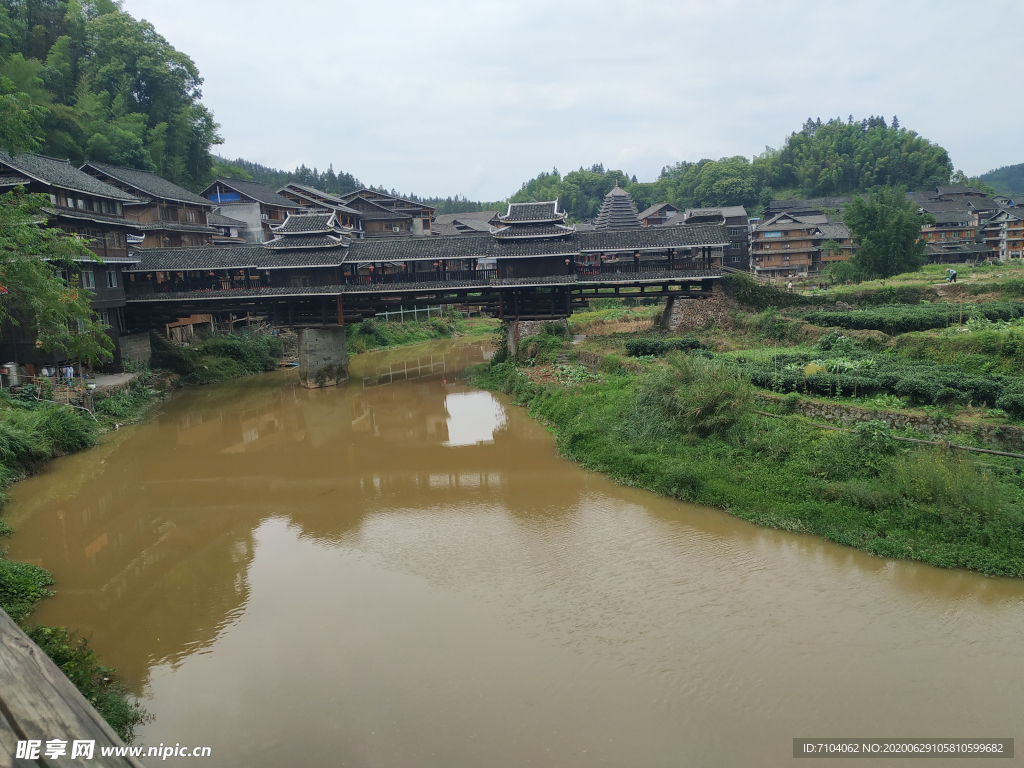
[
  {"x1": 844, "y1": 184, "x2": 929, "y2": 278},
  {"x1": 0, "y1": 188, "x2": 114, "y2": 364}
]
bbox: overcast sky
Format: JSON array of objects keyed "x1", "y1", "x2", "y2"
[{"x1": 124, "y1": 0, "x2": 1022, "y2": 200}]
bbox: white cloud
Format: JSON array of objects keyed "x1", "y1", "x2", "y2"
[{"x1": 125, "y1": 0, "x2": 1023, "y2": 199}]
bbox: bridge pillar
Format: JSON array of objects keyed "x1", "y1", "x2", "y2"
[{"x1": 298, "y1": 327, "x2": 349, "y2": 389}]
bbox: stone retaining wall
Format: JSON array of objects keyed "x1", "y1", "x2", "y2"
[{"x1": 663, "y1": 285, "x2": 732, "y2": 331}]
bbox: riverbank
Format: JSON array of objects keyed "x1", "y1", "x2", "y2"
[
  {"x1": 347, "y1": 313, "x2": 497, "y2": 354},
  {"x1": 471, "y1": 272, "x2": 1024, "y2": 578}
]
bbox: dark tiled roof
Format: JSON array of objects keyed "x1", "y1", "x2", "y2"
[
  {"x1": 81, "y1": 161, "x2": 212, "y2": 206},
  {"x1": 203, "y1": 178, "x2": 301, "y2": 209},
  {"x1": 453, "y1": 218, "x2": 494, "y2": 232},
  {"x1": 432, "y1": 222, "x2": 459, "y2": 236},
  {"x1": 0, "y1": 174, "x2": 27, "y2": 186},
  {"x1": 208, "y1": 212, "x2": 247, "y2": 227},
  {"x1": 499, "y1": 201, "x2": 562, "y2": 223},
  {"x1": 127, "y1": 245, "x2": 347, "y2": 272},
  {"x1": 683, "y1": 205, "x2": 748, "y2": 220},
  {"x1": 265, "y1": 234, "x2": 349, "y2": 249},
  {"x1": 125, "y1": 270, "x2": 724, "y2": 303},
  {"x1": 638, "y1": 202, "x2": 678, "y2": 219},
  {"x1": 279, "y1": 183, "x2": 362, "y2": 215},
  {"x1": 140, "y1": 221, "x2": 218, "y2": 234},
  {"x1": 273, "y1": 213, "x2": 335, "y2": 234},
  {"x1": 359, "y1": 209, "x2": 412, "y2": 220},
  {"x1": 124, "y1": 226, "x2": 729, "y2": 271},
  {"x1": 491, "y1": 223, "x2": 575, "y2": 239},
  {"x1": 817, "y1": 222, "x2": 851, "y2": 239},
  {"x1": 434, "y1": 210, "x2": 499, "y2": 225},
  {"x1": 927, "y1": 211, "x2": 973, "y2": 226},
  {"x1": 43, "y1": 207, "x2": 143, "y2": 229},
  {"x1": 336, "y1": 188, "x2": 435, "y2": 211},
  {"x1": 935, "y1": 185, "x2": 978, "y2": 195},
  {"x1": 0, "y1": 152, "x2": 139, "y2": 201},
  {"x1": 594, "y1": 186, "x2": 641, "y2": 230}
]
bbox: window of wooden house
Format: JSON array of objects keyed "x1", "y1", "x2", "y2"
[
  {"x1": 106, "y1": 269, "x2": 118, "y2": 288},
  {"x1": 116, "y1": 202, "x2": 122, "y2": 215},
  {"x1": 49, "y1": 193, "x2": 56, "y2": 204},
  {"x1": 99, "y1": 310, "x2": 110, "y2": 327},
  {"x1": 82, "y1": 268, "x2": 95, "y2": 289},
  {"x1": 77, "y1": 198, "x2": 85, "y2": 209}
]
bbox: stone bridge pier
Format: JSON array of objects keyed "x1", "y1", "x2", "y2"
[{"x1": 298, "y1": 326, "x2": 349, "y2": 388}]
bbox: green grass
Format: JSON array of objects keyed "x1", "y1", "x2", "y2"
[
  {"x1": 347, "y1": 315, "x2": 496, "y2": 354},
  {"x1": 151, "y1": 332, "x2": 285, "y2": 385},
  {"x1": 471, "y1": 357, "x2": 1024, "y2": 577}
]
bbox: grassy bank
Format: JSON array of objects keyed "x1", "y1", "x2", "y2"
[
  {"x1": 475, "y1": 265, "x2": 1024, "y2": 577},
  {"x1": 347, "y1": 314, "x2": 497, "y2": 354},
  {"x1": 472, "y1": 356, "x2": 1024, "y2": 576}
]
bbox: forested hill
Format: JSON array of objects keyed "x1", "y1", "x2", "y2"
[
  {"x1": 212, "y1": 156, "x2": 362, "y2": 197},
  {"x1": 0, "y1": 0, "x2": 217, "y2": 190},
  {"x1": 980, "y1": 163, "x2": 1024, "y2": 196},
  {"x1": 511, "y1": 116, "x2": 956, "y2": 221}
]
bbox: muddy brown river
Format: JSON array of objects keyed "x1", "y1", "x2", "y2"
[{"x1": 5, "y1": 338, "x2": 1024, "y2": 766}]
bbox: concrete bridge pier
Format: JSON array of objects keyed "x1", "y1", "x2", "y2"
[{"x1": 298, "y1": 326, "x2": 349, "y2": 388}]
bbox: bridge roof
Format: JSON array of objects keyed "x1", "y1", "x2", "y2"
[
  {"x1": 127, "y1": 245, "x2": 347, "y2": 272},
  {"x1": 345, "y1": 224, "x2": 728, "y2": 262},
  {"x1": 126, "y1": 225, "x2": 729, "y2": 272}
]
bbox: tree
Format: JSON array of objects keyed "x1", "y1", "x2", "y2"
[
  {"x1": 0, "y1": 80, "x2": 111, "y2": 365},
  {"x1": 843, "y1": 185, "x2": 931, "y2": 279}
]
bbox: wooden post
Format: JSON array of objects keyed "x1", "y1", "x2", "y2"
[{"x1": 336, "y1": 296, "x2": 344, "y2": 326}]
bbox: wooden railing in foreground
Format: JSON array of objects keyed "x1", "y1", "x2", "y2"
[{"x1": 0, "y1": 607, "x2": 143, "y2": 766}]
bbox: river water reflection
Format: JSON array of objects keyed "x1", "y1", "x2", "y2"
[{"x1": 6, "y1": 338, "x2": 1024, "y2": 766}]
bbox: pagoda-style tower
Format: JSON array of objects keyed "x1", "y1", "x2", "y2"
[
  {"x1": 594, "y1": 185, "x2": 642, "y2": 230},
  {"x1": 491, "y1": 200, "x2": 575, "y2": 240},
  {"x1": 266, "y1": 211, "x2": 352, "y2": 250}
]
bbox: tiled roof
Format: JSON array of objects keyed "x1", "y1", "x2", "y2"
[
  {"x1": 431, "y1": 222, "x2": 459, "y2": 236},
  {"x1": 594, "y1": 186, "x2": 641, "y2": 230},
  {"x1": 208, "y1": 212, "x2": 247, "y2": 227},
  {"x1": 499, "y1": 201, "x2": 562, "y2": 223},
  {"x1": 359, "y1": 209, "x2": 412, "y2": 220},
  {"x1": 0, "y1": 174, "x2": 27, "y2": 186},
  {"x1": 81, "y1": 161, "x2": 212, "y2": 206},
  {"x1": 927, "y1": 211, "x2": 973, "y2": 226},
  {"x1": 203, "y1": 178, "x2": 300, "y2": 209},
  {"x1": 272, "y1": 213, "x2": 335, "y2": 234},
  {"x1": 935, "y1": 185, "x2": 978, "y2": 195},
  {"x1": 683, "y1": 205, "x2": 748, "y2": 220},
  {"x1": 43, "y1": 207, "x2": 143, "y2": 229},
  {"x1": 127, "y1": 245, "x2": 347, "y2": 272},
  {"x1": 265, "y1": 234, "x2": 349, "y2": 249},
  {"x1": 336, "y1": 188, "x2": 435, "y2": 211},
  {"x1": 124, "y1": 225, "x2": 729, "y2": 271},
  {"x1": 0, "y1": 152, "x2": 139, "y2": 201},
  {"x1": 638, "y1": 203, "x2": 678, "y2": 219},
  {"x1": 140, "y1": 221, "x2": 218, "y2": 234},
  {"x1": 125, "y1": 270, "x2": 724, "y2": 303},
  {"x1": 491, "y1": 223, "x2": 575, "y2": 239},
  {"x1": 817, "y1": 222, "x2": 851, "y2": 239},
  {"x1": 453, "y1": 217, "x2": 494, "y2": 232},
  {"x1": 279, "y1": 183, "x2": 362, "y2": 215},
  {"x1": 434, "y1": 210, "x2": 499, "y2": 225}
]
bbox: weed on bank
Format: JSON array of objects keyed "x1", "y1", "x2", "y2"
[{"x1": 472, "y1": 352, "x2": 1024, "y2": 577}]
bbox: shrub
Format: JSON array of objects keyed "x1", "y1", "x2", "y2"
[
  {"x1": 722, "y1": 272, "x2": 806, "y2": 310},
  {"x1": 633, "y1": 355, "x2": 753, "y2": 437},
  {"x1": 95, "y1": 381, "x2": 154, "y2": 422},
  {"x1": 802, "y1": 302, "x2": 1024, "y2": 335},
  {"x1": 624, "y1": 338, "x2": 702, "y2": 357},
  {"x1": 0, "y1": 556, "x2": 53, "y2": 622},
  {"x1": 35, "y1": 405, "x2": 96, "y2": 454}
]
